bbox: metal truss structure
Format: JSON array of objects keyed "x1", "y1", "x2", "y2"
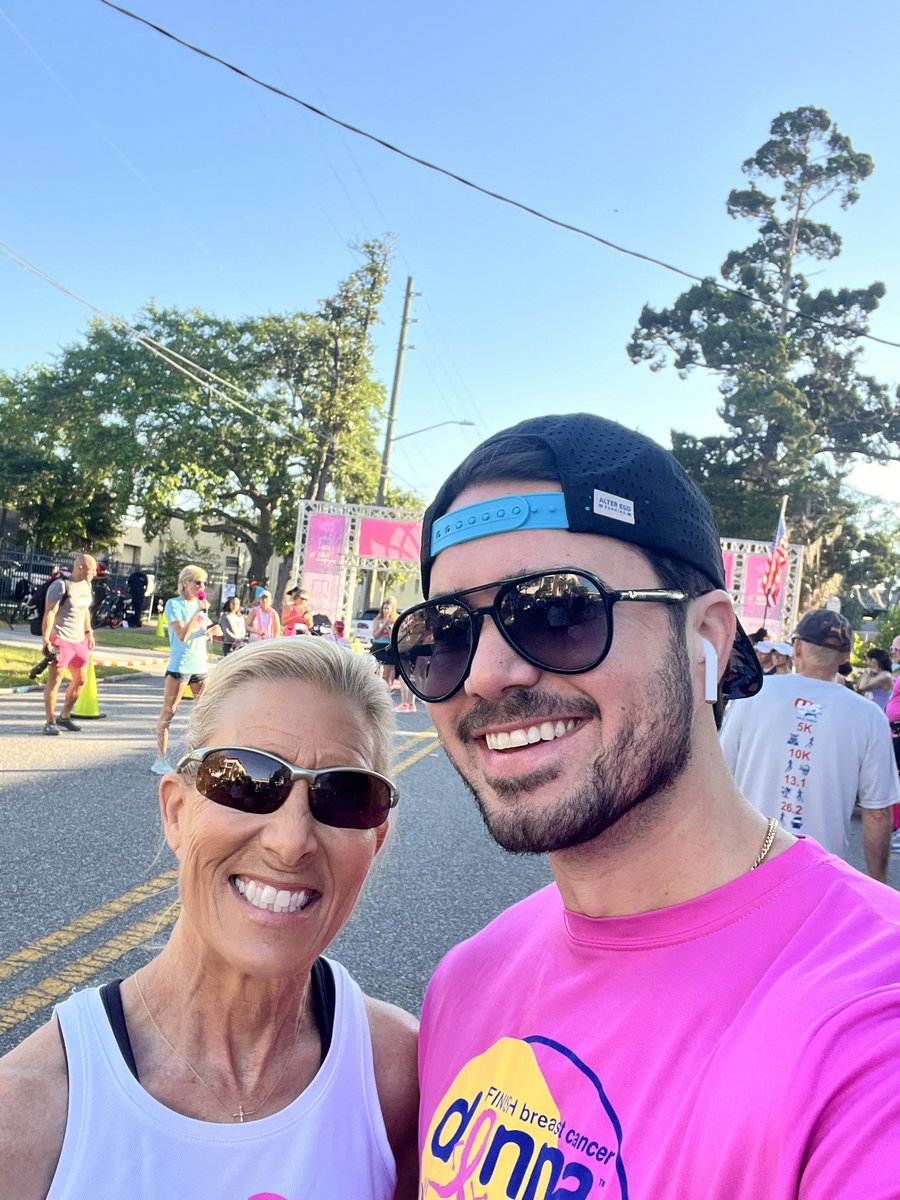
[
  {"x1": 293, "y1": 500, "x2": 424, "y2": 621},
  {"x1": 294, "y1": 502, "x2": 806, "y2": 634},
  {"x1": 720, "y1": 537, "x2": 805, "y2": 637}
]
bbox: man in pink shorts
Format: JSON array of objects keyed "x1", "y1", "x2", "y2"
[{"x1": 42, "y1": 553, "x2": 97, "y2": 735}]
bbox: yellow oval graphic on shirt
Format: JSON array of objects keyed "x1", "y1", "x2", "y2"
[{"x1": 421, "y1": 1037, "x2": 625, "y2": 1200}]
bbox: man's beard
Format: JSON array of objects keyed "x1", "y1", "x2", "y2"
[{"x1": 448, "y1": 634, "x2": 695, "y2": 854}]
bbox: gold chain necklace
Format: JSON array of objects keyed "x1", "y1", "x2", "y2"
[
  {"x1": 750, "y1": 817, "x2": 778, "y2": 871},
  {"x1": 133, "y1": 969, "x2": 308, "y2": 1122}
]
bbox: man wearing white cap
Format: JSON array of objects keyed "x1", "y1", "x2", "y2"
[{"x1": 721, "y1": 608, "x2": 898, "y2": 880}]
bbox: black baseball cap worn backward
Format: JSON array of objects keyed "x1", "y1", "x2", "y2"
[{"x1": 421, "y1": 413, "x2": 764, "y2": 700}]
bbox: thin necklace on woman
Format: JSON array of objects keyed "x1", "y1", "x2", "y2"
[{"x1": 133, "y1": 970, "x2": 309, "y2": 1122}]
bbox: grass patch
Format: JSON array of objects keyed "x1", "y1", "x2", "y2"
[
  {"x1": 0, "y1": 644, "x2": 138, "y2": 689},
  {"x1": 91, "y1": 627, "x2": 224, "y2": 656},
  {"x1": 91, "y1": 627, "x2": 169, "y2": 651}
]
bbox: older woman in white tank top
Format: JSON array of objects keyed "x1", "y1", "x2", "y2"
[{"x1": 0, "y1": 639, "x2": 417, "y2": 1200}]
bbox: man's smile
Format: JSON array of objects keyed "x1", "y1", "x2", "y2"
[{"x1": 483, "y1": 718, "x2": 581, "y2": 751}]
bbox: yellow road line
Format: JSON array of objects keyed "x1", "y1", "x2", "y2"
[
  {"x1": 0, "y1": 871, "x2": 178, "y2": 983},
  {"x1": 0, "y1": 906, "x2": 179, "y2": 1034},
  {"x1": 393, "y1": 737, "x2": 441, "y2": 773}
]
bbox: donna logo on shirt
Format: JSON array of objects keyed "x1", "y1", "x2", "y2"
[{"x1": 421, "y1": 1037, "x2": 627, "y2": 1200}]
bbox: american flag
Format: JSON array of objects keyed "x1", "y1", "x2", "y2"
[{"x1": 761, "y1": 506, "x2": 789, "y2": 604}]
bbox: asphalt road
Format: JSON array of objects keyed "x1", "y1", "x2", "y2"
[{"x1": 1, "y1": 671, "x2": 896, "y2": 1057}]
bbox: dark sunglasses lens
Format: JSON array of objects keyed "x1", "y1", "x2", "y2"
[
  {"x1": 195, "y1": 750, "x2": 290, "y2": 814},
  {"x1": 500, "y1": 573, "x2": 609, "y2": 670},
  {"x1": 395, "y1": 603, "x2": 474, "y2": 701},
  {"x1": 310, "y1": 771, "x2": 393, "y2": 830}
]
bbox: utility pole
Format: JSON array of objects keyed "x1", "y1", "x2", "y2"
[
  {"x1": 376, "y1": 276, "x2": 415, "y2": 507},
  {"x1": 362, "y1": 277, "x2": 415, "y2": 610}
]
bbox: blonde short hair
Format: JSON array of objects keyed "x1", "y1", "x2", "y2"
[
  {"x1": 186, "y1": 638, "x2": 395, "y2": 777},
  {"x1": 178, "y1": 564, "x2": 207, "y2": 596}
]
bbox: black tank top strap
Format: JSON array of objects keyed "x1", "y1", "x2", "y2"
[
  {"x1": 99, "y1": 961, "x2": 335, "y2": 1081},
  {"x1": 99, "y1": 978, "x2": 139, "y2": 1079},
  {"x1": 311, "y1": 957, "x2": 335, "y2": 1060}
]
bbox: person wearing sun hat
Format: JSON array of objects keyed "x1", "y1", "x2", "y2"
[
  {"x1": 395, "y1": 414, "x2": 900, "y2": 1198},
  {"x1": 755, "y1": 638, "x2": 793, "y2": 674}
]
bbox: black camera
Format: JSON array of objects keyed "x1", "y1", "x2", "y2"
[{"x1": 29, "y1": 648, "x2": 59, "y2": 680}]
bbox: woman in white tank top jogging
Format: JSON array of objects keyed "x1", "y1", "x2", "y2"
[{"x1": 0, "y1": 638, "x2": 418, "y2": 1199}]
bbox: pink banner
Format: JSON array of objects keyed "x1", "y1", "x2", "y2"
[
  {"x1": 302, "y1": 514, "x2": 347, "y2": 618},
  {"x1": 358, "y1": 518, "x2": 421, "y2": 563},
  {"x1": 306, "y1": 514, "x2": 347, "y2": 567},
  {"x1": 742, "y1": 555, "x2": 771, "y2": 622},
  {"x1": 723, "y1": 549, "x2": 786, "y2": 635}
]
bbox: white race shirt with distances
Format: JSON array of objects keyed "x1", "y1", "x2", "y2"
[{"x1": 720, "y1": 673, "x2": 899, "y2": 857}]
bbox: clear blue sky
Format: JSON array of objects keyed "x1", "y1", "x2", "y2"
[{"x1": 2, "y1": 0, "x2": 899, "y2": 513}]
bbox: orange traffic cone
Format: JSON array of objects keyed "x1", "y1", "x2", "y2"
[{"x1": 72, "y1": 659, "x2": 108, "y2": 720}]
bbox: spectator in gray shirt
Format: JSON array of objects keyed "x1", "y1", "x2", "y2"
[{"x1": 42, "y1": 554, "x2": 96, "y2": 735}]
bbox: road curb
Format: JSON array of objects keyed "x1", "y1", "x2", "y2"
[
  {"x1": 93, "y1": 658, "x2": 165, "y2": 668},
  {"x1": 1, "y1": 671, "x2": 156, "y2": 696}
]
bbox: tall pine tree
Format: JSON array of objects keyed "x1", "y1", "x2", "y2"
[{"x1": 628, "y1": 107, "x2": 900, "y2": 595}]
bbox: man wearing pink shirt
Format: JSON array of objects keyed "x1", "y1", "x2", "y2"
[{"x1": 390, "y1": 414, "x2": 900, "y2": 1199}]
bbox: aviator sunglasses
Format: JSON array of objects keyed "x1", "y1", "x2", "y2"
[
  {"x1": 391, "y1": 568, "x2": 688, "y2": 703},
  {"x1": 176, "y1": 747, "x2": 399, "y2": 829}
]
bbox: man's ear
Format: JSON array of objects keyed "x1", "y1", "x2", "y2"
[
  {"x1": 690, "y1": 590, "x2": 737, "y2": 692},
  {"x1": 159, "y1": 774, "x2": 188, "y2": 858}
]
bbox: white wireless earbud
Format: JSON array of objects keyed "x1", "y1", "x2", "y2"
[{"x1": 701, "y1": 638, "x2": 719, "y2": 704}]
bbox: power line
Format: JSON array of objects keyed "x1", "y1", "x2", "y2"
[
  {"x1": 98, "y1": 0, "x2": 900, "y2": 354},
  {"x1": 0, "y1": 241, "x2": 279, "y2": 425}
]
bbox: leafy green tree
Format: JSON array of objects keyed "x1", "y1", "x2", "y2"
[
  {"x1": 154, "y1": 537, "x2": 222, "y2": 604},
  {"x1": 874, "y1": 604, "x2": 900, "y2": 653},
  {"x1": 628, "y1": 107, "x2": 900, "y2": 596},
  {"x1": 0, "y1": 240, "x2": 395, "y2": 588},
  {"x1": 0, "y1": 368, "x2": 134, "y2": 550}
]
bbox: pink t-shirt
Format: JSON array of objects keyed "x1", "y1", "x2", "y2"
[
  {"x1": 418, "y1": 840, "x2": 900, "y2": 1199},
  {"x1": 886, "y1": 674, "x2": 900, "y2": 725}
]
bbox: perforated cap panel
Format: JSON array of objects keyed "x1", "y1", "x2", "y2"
[{"x1": 423, "y1": 413, "x2": 725, "y2": 589}]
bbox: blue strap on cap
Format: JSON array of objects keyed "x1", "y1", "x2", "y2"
[{"x1": 430, "y1": 492, "x2": 570, "y2": 557}]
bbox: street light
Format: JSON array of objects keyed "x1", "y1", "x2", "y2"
[
  {"x1": 391, "y1": 420, "x2": 475, "y2": 444},
  {"x1": 375, "y1": 420, "x2": 475, "y2": 506}
]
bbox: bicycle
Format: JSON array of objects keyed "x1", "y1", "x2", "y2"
[
  {"x1": 92, "y1": 589, "x2": 128, "y2": 629},
  {"x1": 3, "y1": 580, "x2": 34, "y2": 630}
]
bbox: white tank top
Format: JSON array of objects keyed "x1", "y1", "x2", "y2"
[{"x1": 48, "y1": 959, "x2": 396, "y2": 1200}]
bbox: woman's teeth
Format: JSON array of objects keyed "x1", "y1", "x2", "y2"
[
  {"x1": 485, "y1": 719, "x2": 577, "y2": 752},
  {"x1": 233, "y1": 877, "x2": 314, "y2": 913}
]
